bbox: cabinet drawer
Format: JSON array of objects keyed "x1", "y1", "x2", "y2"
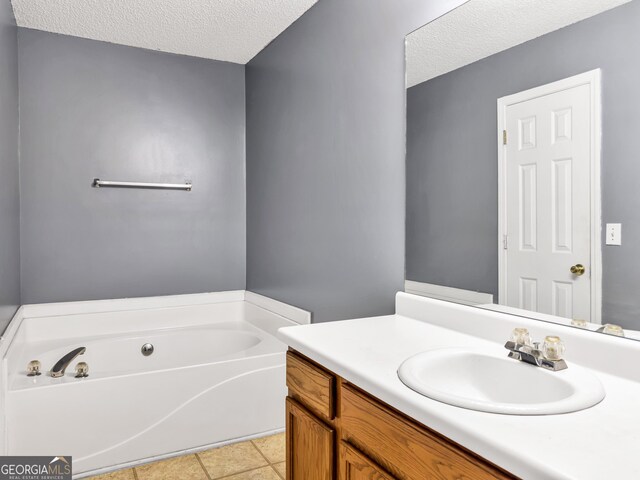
[
  {"x1": 286, "y1": 351, "x2": 335, "y2": 420},
  {"x1": 340, "y1": 385, "x2": 516, "y2": 480}
]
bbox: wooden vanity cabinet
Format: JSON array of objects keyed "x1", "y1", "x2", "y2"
[
  {"x1": 339, "y1": 441, "x2": 394, "y2": 480},
  {"x1": 286, "y1": 397, "x2": 334, "y2": 480},
  {"x1": 286, "y1": 349, "x2": 519, "y2": 480}
]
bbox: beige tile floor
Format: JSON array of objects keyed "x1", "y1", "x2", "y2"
[{"x1": 88, "y1": 433, "x2": 285, "y2": 480}]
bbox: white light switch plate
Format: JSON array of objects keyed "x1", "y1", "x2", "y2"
[{"x1": 606, "y1": 223, "x2": 621, "y2": 245}]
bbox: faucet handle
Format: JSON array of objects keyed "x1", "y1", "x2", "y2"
[
  {"x1": 27, "y1": 360, "x2": 41, "y2": 377},
  {"x1": 75, "y1": 362, "x2": 89, "y2": 378},
  {"x1": 601, "y1": 324, "x2": 625, "y2": 337},
  {"x1": 510, "y1": 327, "x2": 532, "y2": 346},
  {"x1": 542, "y1": 336, "x2": 565, "y2": 361}
]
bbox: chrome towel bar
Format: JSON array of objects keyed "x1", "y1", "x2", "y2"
[{"x1": 92, "y1": 178, "x2": 192, "y2": 191}]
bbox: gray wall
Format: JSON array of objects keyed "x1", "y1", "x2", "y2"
[
  {"x1": 406, "y1": 1, "x2": 640, "y2": 329},
  {"x1": 18, "y1": 29, "x2": 246, "y2": 304},
  {"x1": 246, "y1": 0, "x2": 464, "y2": 322},
  {"x1": 0, "y1": 2, "x2": 20, "y2": 331}
]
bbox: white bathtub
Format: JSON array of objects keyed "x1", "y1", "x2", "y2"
[{"x1": 0, "y1": 291, "x2": 309, "y2": 478}]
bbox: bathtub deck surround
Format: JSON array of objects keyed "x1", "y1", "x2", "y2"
[
  {"x1": 278, "y1": 293, "x2": 640, "y2": 479},
  {"x1": 87, "y1": 433, "x2": 286, "y2": 480},
  {"x1": 0, "y1": 291, "x2": 309, "y2": 478}
]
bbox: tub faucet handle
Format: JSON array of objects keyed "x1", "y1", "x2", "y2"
[
  {"x1": 75, "y1": 362, "x2": 89, "y2": 378},
  {"x1": 27, "y1": 360, "x2": 42, "y2": 377}
]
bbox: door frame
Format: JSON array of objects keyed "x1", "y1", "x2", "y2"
[{"x1": 497, "y1": 69, "x2": 602, "y2": 323}]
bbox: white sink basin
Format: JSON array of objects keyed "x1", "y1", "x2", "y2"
[{"x1": 398, "y1": 347, "x2": 605, "y2": 415}]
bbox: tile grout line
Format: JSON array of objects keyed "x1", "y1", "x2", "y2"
[
  {"x1": 250, "y1": 439, "x2": 285, "y2": 480},
  {"x1": 197, "y1": 440, "x2": 271, "y2": 480},
  {"x1": 212, "y1": 465, "x2": 274, "y2": 480},
  {"x1": 272, "y1": 463, "x2": 285, "y2": 480},
  {"x1": 194, "y1": 453, "x2": 213, "y2": 480},
  {"x1": 249, "y1": 439, "x2": 273, "y2": 466},
  {"x1": 132, "y1": 467, "x2": 140, "y2": 480}
]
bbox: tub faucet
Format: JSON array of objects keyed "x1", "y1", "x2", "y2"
[{"x1": 49, "y1": 347, "x2": 86, "y2": 378}]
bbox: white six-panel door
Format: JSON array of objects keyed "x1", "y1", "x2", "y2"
[{"x1": 499, "y1": 73, "x2": 600, "y2": 322}]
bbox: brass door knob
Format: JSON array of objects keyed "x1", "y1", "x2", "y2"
[{"x1": 570, "y1": 264, "x2": 586, "y2": 276}]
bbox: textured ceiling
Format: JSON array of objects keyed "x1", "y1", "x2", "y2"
[
  {"x1": 11, "y1": 0, "x2": 318, "y2": 64},
  {"x1": 407, "y1": 0, "x2": 632, "y2": 87}
]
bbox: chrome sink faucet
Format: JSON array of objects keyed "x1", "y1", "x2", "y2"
[
  {"x1": 49, "y1": 347, "x2": 86, "y2": 378},
  {"x1": 505, "y1": 328, "x2": 567, "y2": 371}
]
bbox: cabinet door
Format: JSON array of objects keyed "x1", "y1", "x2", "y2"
[
  {"x1": 339, "y1": 441, "x2": 395, "y2": 480},
  {"x1": 286, "y1": 397, "x2": 334, "y2": 480}
]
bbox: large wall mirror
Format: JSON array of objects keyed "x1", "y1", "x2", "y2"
[{"x1": 405, "y1": 0, "x2": 640, "y2": 341}]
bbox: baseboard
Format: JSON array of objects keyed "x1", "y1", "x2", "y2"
[{"x1": 404, "y1": 280, "x2": 493, "y2": 306}]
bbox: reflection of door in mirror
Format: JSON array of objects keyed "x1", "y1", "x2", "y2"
[
  {"x1": 498, "y1": 72, "x2": 601, "y2": 323},
  {"x1": 403, "y1": 0, "x2": 640, "y2": 337}
]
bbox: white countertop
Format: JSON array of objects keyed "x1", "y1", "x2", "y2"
[{"x1": 278, "y1": 312, "x2": 640, "y2": 479}]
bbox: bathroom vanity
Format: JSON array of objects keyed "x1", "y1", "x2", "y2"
[
  {"x1": 278, "y1": 293, "x2": 640, "y2": 480},
  {"x1": 286, "y1": 349, "x2": 515, "y2": 479}
]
